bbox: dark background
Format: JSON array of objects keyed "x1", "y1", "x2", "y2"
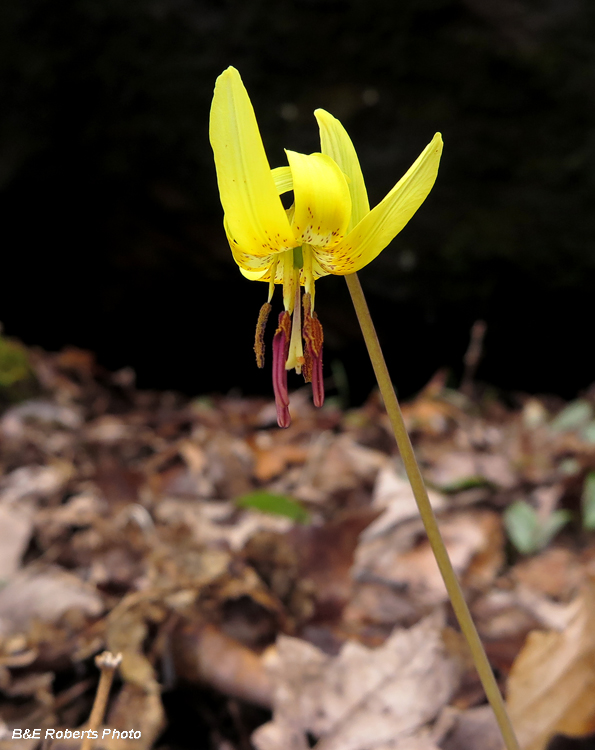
[{"x1": 1, "y1": 0, "x2": 594, "y2": 404}]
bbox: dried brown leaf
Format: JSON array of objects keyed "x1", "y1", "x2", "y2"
[
  {"x1": 253, "y1": 610, "x2": 460, "y2": 750},
  {"x1": 289, "y1": 510, "x2": 380, "y2": 622},
  {"x1": 251, "y1": 434, "x2": 309, "y2": 482},
  {"x1": 289, "y1": 434, "x2": 387, "y2": 503},
  {"x1": 0, "y1": 504, "x2": 34, "y2": 580},
  {"x1": 106, "y1": 606, "x2": 162, "y2": 692},
  {"x1": 0, "y1": 567, "x2": 103, "y2": 632},
  {"x1": 103, "y1": 683, "x2": 166, "y2": 750},
  {"x1": 507, "y1": 580, "x2": 595, "y2": 750},
  {"x1": 513, "y1": 548, "x2": 585, "y2": 602},
  {"x1": 428, "y1": 451, "x2": 516, "y2": 490},
  {"x1": 354, "y1": 509, "x2": 504, "y2": 610},
  {"x1": 363, "y1": 462, "x2": 446, "y2": 540},
  {"x1": 437, "y1": 705, "x2": 502, "y2": 750},
  {"x1": 0, "y1": 463, "x2": 73, "y2": 505},
  {"x1": 155, "y1": 497, "x2": 293, "y2": 552}
]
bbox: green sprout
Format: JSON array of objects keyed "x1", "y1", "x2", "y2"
[
  {"x1": 504, "y1": 499, "x2": 571, "y2": 555},
  {"x1": 235, "y1": 491, "x2": 310, "y2": 524},
  {"x1": 0, "y1": 334, "x2": 31, "y2": 388},
  {"x1": 582, "y1": 471, "x2": 595, "y2": 530}
]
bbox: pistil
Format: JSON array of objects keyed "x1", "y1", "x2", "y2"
[{"x1": 285, "y1": 286, "x2": 305, "y2": 373}]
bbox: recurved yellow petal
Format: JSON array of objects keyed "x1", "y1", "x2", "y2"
[
  {"x1": 285, "y1": 150, "x2": 351, "y2": 249},
  {"x1": 325, "y1": 133, "x2": 443, "y2": 274},
  {"x1": 210, "y1": 67, "x2": 296, "y2": 258},
  {"x1": 237, "y1": 265, "x2": 271, "y2": 281},
  {"x1": 272, "y1": 166, "x2": 293, "y2": 195},
  {"x1": 225, "y1": 216, "x2": 273, "y2": 279},
  {"x1": 314, "y1": 109, "x2": 369, "y2": 231}
]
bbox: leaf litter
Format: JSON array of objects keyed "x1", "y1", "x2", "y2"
[{"x1": 0, "y1": 341, "x2": 595, "y2": 749}]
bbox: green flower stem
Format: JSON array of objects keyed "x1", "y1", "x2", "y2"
[{"x1": 345, "y1": 272, "x2": 519, "y2": 750}]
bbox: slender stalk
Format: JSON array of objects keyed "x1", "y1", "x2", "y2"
[
  {"x1": 80, "y1": 651, "x2": 122, "y2": 750},
  {"x1": 345, "y1": 272, "x2": 519, "y2": 750}
]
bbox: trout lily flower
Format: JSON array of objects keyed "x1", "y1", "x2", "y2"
[{"x1": 210, "y1": 67, "x2": 442, "y2": 428}]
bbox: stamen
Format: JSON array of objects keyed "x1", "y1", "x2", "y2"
[
  {"x1": 272, "y1": 311, "x2": 292, "y2": 428},
  {"x1": 302, "y1": 293, "x2": 324, "y2": 408},
  {"x1": 267, "y1": 255, "x2": 279, "y2": 303},
  {"x1": 311, "y1": 340, "x2": 324, "y2": 408},
  {"x1": 282, "y1": 250, "x2": 297, "y2": 313},
  {"x1": 302, "y1": 245, "x2": 314, "y2": 304},
  {"x1": 254, "y1": 302, "x2": 272, "y2": 369}
]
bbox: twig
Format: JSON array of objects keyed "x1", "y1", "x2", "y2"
[
  {"x1": 345, "y1": 273, "x2": 519, "y2": 750},
  {"x1": 80, "y1": 651, "x2": 122, "y2": 750}
]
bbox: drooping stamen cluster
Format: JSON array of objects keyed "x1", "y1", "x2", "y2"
[{"x1": 254, "y1": 287, "x2": 324, "y2": 428}]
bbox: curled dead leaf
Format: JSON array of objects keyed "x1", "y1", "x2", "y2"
[{"x1": 171, "y1": 621, "x2": 273, "y2": 708}]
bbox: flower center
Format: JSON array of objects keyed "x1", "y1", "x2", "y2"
[{"x1": 253, "y1": 248, "x2": 325, "y2": 427}]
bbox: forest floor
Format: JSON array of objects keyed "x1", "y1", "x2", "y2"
[{"x1": 1, "y1": 337, "x2": 595, "y2": 750}]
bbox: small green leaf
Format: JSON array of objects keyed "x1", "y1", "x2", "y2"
[
  {"x1": 504, "y1": 500, "x2": 539, "y2": 554},
  {"x1": 0, "y1": 336, "x2": 31, "y2": 388},
  {"x1": 558, "y1": 458, "x2": 581, "y2": 476},
  {"x1": 235, "y1": 491, "x2": 310, "y2": 523},
  {"x1": 440, "y1": 475, "x2": 493, "y2": 493},
  {"x1": 550, "y1": 400, "x2": 593, "y2": 433},
  {"x1": 535, "y1": 509, "x2": 571, "y2": 549},
  {"x1": 580, "y1": 421, "x2": 595, "y2": 444},
  {"x1": 582, "y1": 472, "x2": 595, "y2": 530},
  {"x1": 504, "y1": 500, "x2": 571, "y2": 554}
]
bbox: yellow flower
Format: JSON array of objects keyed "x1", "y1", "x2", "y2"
[{"x1": 210, "y1": 66, "x2": 443, "y2": 427}]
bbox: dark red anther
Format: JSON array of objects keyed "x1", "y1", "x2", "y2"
[
  {"x1": 310, "y1": 337, "x2": 324, "y2": 407},
  {"x1": 272, "y1": 311, "x2": 292, "y2": 428},
  {"x1": 254, "y1": 302, "x2": 272, "y2": 368},
  {"x1": 302, "y1": 293, "x2": 324, "y2": 408}
]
